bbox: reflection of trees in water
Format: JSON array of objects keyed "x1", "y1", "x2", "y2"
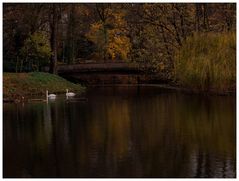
[
  {"x1": 126, "y1": 94, "x2": 235, "y2": 177},
  {"x1": 4, "y1": 101, "x2": 76, "y2": 177},
  {"x1": 3, "y1": 90, "x2": 236, "y2": 178},
  {"x1": 4, "y1": 102, "x2": 56, "y2": 177},
  {"x1": 191, "y1": 149, "x2": 236, "y2": 178},
  {"x1": 54, "y1": 93, "x2": 235, "y2": 177},
  {"x1": 43, "y1": 103, "x2": 52, "y2": 145},
  {"x1": 105, "y1": 100, "x2": 131, "y2": 159},
  {"x1": 66, "y1": 98, "x2": 133, "y2": 177},
  {"x1": 60, "y1": 93, "x2": 235, "y2": 177}
]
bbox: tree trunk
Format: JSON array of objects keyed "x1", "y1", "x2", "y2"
[
  {"x1": 49, "y1": 4, "x2": 58, "y2": 74},
  {"x1": 15, "y1": 56, "x2": 19, "y2": 73},
  {"x1": 225, "y1": 4, "x2": 234, "y2": 31},
  {"x1": 203, "y1": 4, "x2": 209, "y2": 31},
  {"x1": 195, "y1": 4, "x2": 201, "y2": 32},
  {"x1": 103, "y1": 24, "x2": 107, "y2": 61},
  {"x1": 20, "y1": 56, "x2": 25, "y2": 72},
  {"x1": 161, "y1": 26, "x2": 173, "y2": 69},
  {"x1": 95, "y1": 4, "x2": 110, "y2": 62},
  {"x1": 66, "y1": 4, "x2": 75, "y2": 64}
]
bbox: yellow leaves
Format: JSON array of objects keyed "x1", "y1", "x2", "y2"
[
  {"x1": 108, "y1": 35, "x2": 131, "y2": 60},
  {"x1": 78, "y1": 5, "x2": 91, "y2": 16},
  {"x1": 143, "y1": 4, "x2": 154, "y2": 14},
  {"x1": 91, "y1": 22, "x2": 103, "y2": 31},
  {"x1": 159, "y1": 62, "x2": 165, "y2": 71},
  {"x1": 110, "y1": 11, "x2": 127, "y2": 29},
  {"x1": 86, "y1": 8, "x2": 131, "y2": 60},
  {"x1": 86, "y1": 22, "x2": 104, "y2": 43}
]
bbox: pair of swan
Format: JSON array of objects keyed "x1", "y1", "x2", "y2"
[{"x1": 46, "y1": 89, "x2": 75, "y2": 100}]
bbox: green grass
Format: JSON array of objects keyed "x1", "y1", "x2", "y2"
[
  {"x1": 174, "y1": 32, "x2": 236, "y2": 93},
  {"x1": 3, "y1": 72, "x2": 85, "y2": 99}
]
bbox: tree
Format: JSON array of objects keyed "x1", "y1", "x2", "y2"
[
  {"x1": 87, "y1": 4, "x2": 131, "y2": 61},
  {"x1": 95, "y1": 4, "x2": 111, "y2": 60},
  {"x1": 3, "y1": 4, "x2": 47, "y2": 72},
  {"x1": 3, "y1": 3, "x2": 236, "y2": 77},
  {"x1": 20, "y1": 32, "x2": 51, "y2": 72},
  {"x1": 49, "y1": 4, "x2": 59, "y2": 74},
  {"x1": 65, "y1": 4, "x2": 77, "y2": 64}
]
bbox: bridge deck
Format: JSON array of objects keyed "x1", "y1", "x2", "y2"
[
  {"x1": 57, "y1": 62, "x2": 146, "y2": 74},
  {"x1": 56, "y1": 62, "x2": 168, "y2": 85}
]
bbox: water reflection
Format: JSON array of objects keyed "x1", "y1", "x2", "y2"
[{"x1": 3, "y1": 86, "x2": 236, "y2": 178}]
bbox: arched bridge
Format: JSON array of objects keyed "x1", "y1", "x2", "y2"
[
  {"x1": 57, "y1": 62, "x2": 142, "y2": 74},
  {"x1": 55, "y1": 62, "x2": 168, "y2": 85}
]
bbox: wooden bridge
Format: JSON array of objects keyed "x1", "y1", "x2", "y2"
[
  {"x1": 57, "y1": 62, "x2": 144, "y2": 74},
  {"x1": 51, "y1": 62, "x2": 168, "y2": 85}
]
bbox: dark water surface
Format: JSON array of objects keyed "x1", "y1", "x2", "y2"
[{"x1": 3, "y1": 86, "x2": 236, "y2": 178}]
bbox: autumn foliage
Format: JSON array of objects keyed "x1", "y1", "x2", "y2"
[{"x1": 3, "y1": 3, "x2": 236, "y2": 92}]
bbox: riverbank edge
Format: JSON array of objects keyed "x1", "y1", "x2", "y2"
[
  {"x1": 3, "y1": 72, "x2": 235, "y2": 103},
  {"x1": 3, "y1": 72, "x2": 86, "y2": 102}
]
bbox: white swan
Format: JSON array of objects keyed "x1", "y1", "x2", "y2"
[
  {"x1": 46, "y1": 90, "x2": 56, "y2": 100},
  {"x1": 66, "y1": 89, "x2": 76, "y2": 97}
]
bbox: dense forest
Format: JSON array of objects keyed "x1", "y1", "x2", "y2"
[{"x1": 3, "y1": 3, "x2": 236, "y2": 92}]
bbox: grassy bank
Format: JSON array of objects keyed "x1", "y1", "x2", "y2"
[
  {"x1": 174, "y1": 32, "x2": 236, "y2": 94},
  {"x1": 3, "y1": 72, "x2": 85, "y2": 100}
]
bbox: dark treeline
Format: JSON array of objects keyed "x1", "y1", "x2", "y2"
[{"x1": 3, "y1": 3, "x2": 236, "y2": 74}]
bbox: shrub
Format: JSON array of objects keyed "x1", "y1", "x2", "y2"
[
  {"x1": 20, "y1": 32, "x2": 51, "y2": 71},
  {"x1": 174, "y1": 32, "x2": 236, "y2": 93}
]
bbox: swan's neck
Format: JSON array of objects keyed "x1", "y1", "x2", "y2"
[
  {"x1": 46, "y1": 90, "x2": 48, "y2": 98},
  {"x1": 66, "y1": 89, "x2": 68, "y2": 93}
]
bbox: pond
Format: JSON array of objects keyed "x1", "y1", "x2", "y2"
[{"x1": 3, "y1": 86, "x2": 236, "y2": 178}]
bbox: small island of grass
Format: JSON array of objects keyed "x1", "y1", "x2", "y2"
[{"x1": 3, "y1": 72, "x2": 85, "y2": 101}]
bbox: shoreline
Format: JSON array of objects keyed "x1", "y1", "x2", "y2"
[
  {"x1": 3, "y1": 72, "x2": 85, "y2": 102},
  {"x1": 3, "y1": 72, "x2": 235, "y2": 103},
  {"x1": 87, "y1": 84, "x2": 236, "y2": 96}
]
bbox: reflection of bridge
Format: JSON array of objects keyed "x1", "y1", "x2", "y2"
[{"x1": 57, "y1": 62, "x2": 166, "y2": 85}]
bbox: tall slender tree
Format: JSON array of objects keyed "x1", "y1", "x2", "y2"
[{"x1": 49, "y1": 4, "x2": 58, "y2": 74}]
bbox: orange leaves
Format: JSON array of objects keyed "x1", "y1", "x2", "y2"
[
  {"x1": 86, "y1": 7, "x2": 131, "y2": 60},
  {"x1": 87, "y1": 22, "x2": 104, "y2": 43},
  {"x1": 108, "y1": 35, "x2": 131, "y2": 60}
]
